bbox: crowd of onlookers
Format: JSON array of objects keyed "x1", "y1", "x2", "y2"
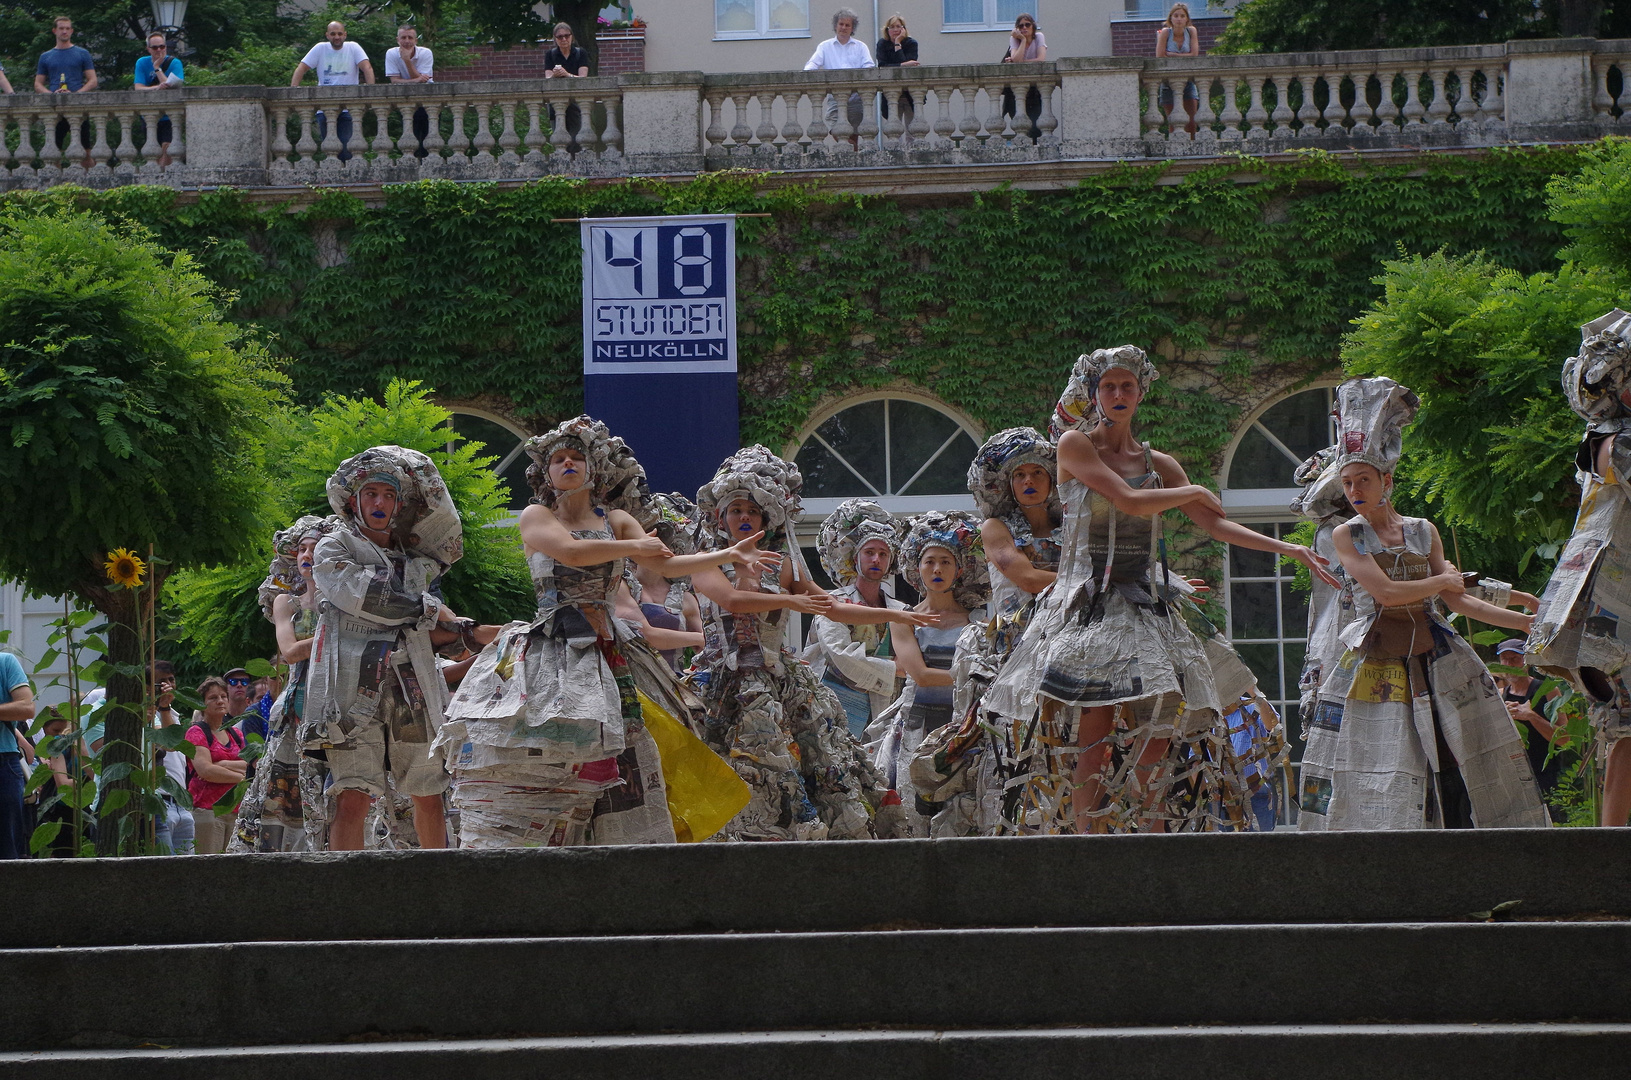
[{"x1": 0, "y1": 655, "x2": 285, "y2": 859}]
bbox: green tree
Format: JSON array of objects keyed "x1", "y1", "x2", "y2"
[
  {"x1": 0, "y1": 209, "x2": 286, "y2": 854},
  {"x1": 1548, "y1": 137, "x2": 1631, "y2": 285},
  {"x1": 168, "y1": 379, "x2": 534, "y2": 672},
  {"x1": 1212, "y1": 0, "x2": 1631, "y2": 54}
]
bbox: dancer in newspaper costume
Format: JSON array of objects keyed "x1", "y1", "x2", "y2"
[
  {"x1": 439, "y1": 416, "x2": 768, "y2": 848},
  {"x1": 230, "y1": 514, "x2": 341, "y2": 852},
  {"x1": 981, "y1": 347, "x2": 1331, "y2": 833},
  {"x1": 805, "y1": 499, "x2": 907, "y2": 739},
  {"x1": 619, "y1": 492, "x2": 707, "y2": 678},
  {"x1": 867, "y1": 511, "x2": 988, "y2": 837},
  {"x1": 688, "y1": 446, "x2": 935, "y2": 841},
  {"x1": 302, "y1": 446, "x2": 469, "y2": 849},
  {"x1": 911, "y1": 428, "x2": 1065, "y2": 836},
  {"x1": 1528, "y1": 309, "x2": 1631, "y2": 827},
  {"x1": 1314, "y1": 377, "x2": 1548, "y2": 830}
]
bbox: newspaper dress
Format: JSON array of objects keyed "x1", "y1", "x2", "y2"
[
  {"x1": 438, "y1": 521, "x2": 676, "y2": 848},
  {"x1": 690, "y1": 559, "x2": 886, "y2": 841},
  {"x1": 1528, "y1": 311, "x2": 1631, "y2": 751},
  {"x1": 1312, "y1": 517, "x2": 1549, "y2": 830},
  {"x1": 980, "y1": 450, "x2": 1256, "y2": 833}
]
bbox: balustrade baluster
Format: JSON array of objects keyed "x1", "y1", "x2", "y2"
[
  {"x1": 1426, "y1": 67, "x2": 1453, "y2": 129},
  {"x1": 1143, "y1": 76, "x2": 1167, "y2": 143},
  {"x1": 600, "y1": 97, "x2": 623, "y2": 158},
  {"x1": 421, "y1": 101, "x2": 447, "y2": 162},
  {"x1": 879, "y1": 86, "x2": 903, "y2": 149},
  {"x1": 1401, "y1": 69, "x2": 1426, "y2": 129},
  {"x1": 1317, "y1": 74, "x2": 1344, "y2": 135},
  {"x1": 951, "y1": 86, "x2": 977, "y2": 149},
  {"x1": 471, "y1": 102, "x2": 495, "y2": 161},
  {"x1": 1244, "y1": 75, "x2": 1269, "y2": 139},
  {"x1": 1375, "y1": 69, "x2": 1401, "y2": 132},
  {"x1": 139, "y1": 108, "x2": 161, "y2": 167},
  {"x1": 907, "y1": 87, "x2": 932, "y2": 146},
  {"x1": 728, "y1": 91, "x2": 752, "y2": 152},
  {"x1": 1484, "y1": 66, "x2": 1506, "y2": 130},
  {"x1": 857, "y1": 84, "x2": 880, "y2": 148},
  {"x1": 830, "y1": 85, "x2": 856, "y2": 147},
  {"x1": 703, "y1": 91, "x2": 728, "y2": 157},
  {"x1": 270, "y1": 105, "x2": 292, "y2": 166},
  {"x1": 1218, "y1": 78, "x2": 1243, "y2": 141},
  {"x1": 369, "y1": 104, "x2": 396, "y2": 157},
  {"x1": 0, "y1": 117, "x2": 16, "y2": 177},
  {"x1": 495, "y1": 101, "x2": 520, "y2": 163},
  {"x1": 339, "y1": 100, "x2": 363, "y2": 165},
  {"x1": 447, "y1": 102, "x2": 470, "y2": 160},
  {"x1": 522, "y1": 99, "x2": 546, "y2": 166},
  {"x1": 1035, "y1": 80, "x2": 1059, "y2": 147},
  {"x1": 548, "y1": 95, "x2": 573, "y2": 159},
  {"x1": 88, "y1": 112, "x2": 110, "y2": 170},
  {"x1": 1268, "y1": 78, "x2": 1294, "y2": 137},
  {"x1": 755, "y1": 92, "x2": 779, "y2": 149},
  {"x1": 317, "y1": 101, "x2": 343, "y2": 161},
  {"x1": 1452, "y1": 67, "x2": 1478, "y2": 132},
  {"x1": 930, "y1": 87, "x2": 954, "y2": 148},
  {"x1": 1595, "y1": 61, "x2": 1619, "y2": 128},
  {"x1": 1295, "y1": 74, "x2": 1321, "y2": 135},
  {"x1": 169, "y1": 110, "x2": 184, "y2": 165},
  {"x1": 776, "y1": 92, "x2": 803, "y2": 154},
  {"x1": 983, "y1": 81, "x2": 1008, "y2": 145},
  {"x1": 15, "y1": 112, "x2": 38, "y2": 175}
]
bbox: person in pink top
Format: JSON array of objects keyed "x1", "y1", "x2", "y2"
[
  {"x1": 1001, "y1": 13, "x2": 1046, "y2": 139},
  {"x1": 186, "y1": 676, "x2": 247, "y2": 854}
]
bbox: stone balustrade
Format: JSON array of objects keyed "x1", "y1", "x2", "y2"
[{"x1": 0, "y1": 37, "x2": 1620, "y2": 192}]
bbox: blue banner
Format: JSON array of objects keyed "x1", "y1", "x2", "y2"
[{"x1": 581, "y1": 215, "x2": 739, "y2": 496}]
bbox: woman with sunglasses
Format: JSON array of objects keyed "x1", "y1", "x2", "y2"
[
  {"x1": 1001, "y1": 14, "x2": 1045, "y2": 140},
  {"x1": 544, "y1": 22, "x2": 589, "y2": 147}
]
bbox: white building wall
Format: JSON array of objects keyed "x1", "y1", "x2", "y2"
[
  {"x1": 644, "y1": 0, "x2": 1123, "y2": 75},
  {"x1": 0, "y1": 581, "x2": 80, "y2": 708}
]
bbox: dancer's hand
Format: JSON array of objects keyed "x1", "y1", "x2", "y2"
[
  {"x1": 1287, "y1": 545, "x2": 1341, "y2": 588},
  {"x1": 1437, "y1": 563, "x2": 1467, "y2": 596},
  {"x1": 1182, "y1": 485, "x2": 1225, "y2": 517},
  {"x1": 632, "y1": 532, "x2": 674, "y2": 559},
  {"x1": 1186, "y1": 577, "x2": 1210, "y2": 605},
  {"x1": 791, "y1": 593, "x2": 834, "y2": 616},
  {"x1": 1512, "y1": 589, "x2": 1541, "y2": 613},
  {"x1": 895, "y1": 610, "x2": 943, "y2": 628},
  {"x1": 723, "y1": 531, "x2": 782, "y2": 575}
]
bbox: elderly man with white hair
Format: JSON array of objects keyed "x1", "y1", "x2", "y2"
[{"x1": 804, "y1": 7, "x2": 875, "y2": 146}]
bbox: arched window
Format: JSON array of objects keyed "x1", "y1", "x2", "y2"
[
  {"x1": 787, "y1": 392, "x2": 983, "y2": 601},
  {"x1": 1219, "y1": 385, "x2": 1338, "y2": 741},
  {"x1": 445, "y1": 410, "x2": 532, "y2": 513}
]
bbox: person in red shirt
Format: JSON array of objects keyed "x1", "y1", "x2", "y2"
[{"x1": 186, "y1": 677, "x2": 247, "y2": 854}]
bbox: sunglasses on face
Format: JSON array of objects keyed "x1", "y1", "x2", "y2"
[
  {"x1": 225, "y1": 677, "x2": 252, "y2": 686},
  {"x1": 1018, "y1": 22, "x2": 1034, "y2": 28},
  {"x1": 555, "y1": 33, "x2": 572, "y2": 39}
]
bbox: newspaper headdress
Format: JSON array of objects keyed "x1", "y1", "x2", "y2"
[
  {"x1": 1563, "y1": 309, "x2": 1631, "y2": 425},
  {"x1": 256, "y1": 514, "x2": 339, "y2": 621},
  {"x1": 967, "y1": 427, "x2": 1061, "y2": 521},
  {"x1": 1050, "y1": 346, "x2": 1161, "y2": 440},
  {"x1": 638, "y1": 490, "x2": 699, "y2": 557},
  {"x1": 816, "y1": 499, "x2": 900, "y2": 587},
  {"x1": 900, "y1": 510, "x2": 989, "y2": 611},
  {"x1": 695, "y1": 445, "x2": 803, "y2": 545},
  {"x1": 1288, "y1": 444, "x2": 1351, "y2": 523},
  {"x1": 327, "y1": 445, "x2": 465, "y2": 567},
  {"x1": 524, "y1": 414, "x2": 651, "y2": 517},
  {"x1": 1330, "y1": 377, "x2": 1419, "y2": 482}
]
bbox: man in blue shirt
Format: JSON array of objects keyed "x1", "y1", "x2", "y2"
[
  {"x1": 134, "y1": 32, "x2": 182, "y2": 167},
  {"x1": 0, "y1": 650, "x2": 37, "y2": 859},
  {"x1": 34, "y1": 16, "x2": 97, "y2": 168}
]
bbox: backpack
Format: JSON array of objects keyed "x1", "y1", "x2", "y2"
[{"x1": 183, "y1": 721, "x2": 244, "y2": 786}]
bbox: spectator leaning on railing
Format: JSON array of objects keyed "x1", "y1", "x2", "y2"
[
  {"x1": 35, "y1": 16, "x2": 95, "y2": 167},
  {"x1": 133, "y1": 32, "x2": 183, "y2": 168},
  {"x1": 876, "y1": 13, "x2": 918, "y2": 130},
  {"x1": 544, "y1": 22, "x2": 590, "y2": 145},
  {"x1": 386, "y1": 25, "x2": 434, "y2": 156},
  {"x1": 805, "y1": 7, "x2": 874, "y2": 147},
  {"x1": 1000, "y1": 12, "x2": 1045, "y2": 138},
  {"x1": 1155, "y1": 2, "x2": 1201, "y2": 135},
  {"x1": 291, "y1": 20, "x2": 374, "y2": 162}
]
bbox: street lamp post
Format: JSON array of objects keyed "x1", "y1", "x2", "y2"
[{"x1": 149, "y1": 0, "x2": 188, "y2": 34}]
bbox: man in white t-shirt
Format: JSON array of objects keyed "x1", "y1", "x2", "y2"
[
  {"x1": 292, "y1": 22, "x2": 375, "y2": 161},
  {"x1": 385, "y1": 24, "x2": 433, "y2": 157},
  {"x1": 804, "y1": 7, "x2": 875, "y2": 145}
]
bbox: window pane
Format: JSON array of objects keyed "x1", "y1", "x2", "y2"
[
  {"x1": 889, "y1": 401, "x2": 960, "y2": 493},
  {"x1": 767, "y1": 0, "x2": 808, "y2": 30},
  {"x1": 1230, "y1": 582, "x2": 1278, "y2": 639},
  {"x1": 1256, "y1": 388, "x2": 1333, "y2": 466},
  {"x1": 796, "y1": 439, "x2": 874, "y2": 498},
  {"x1": 1281, "y1": 581, "x2": 1310, "y2": 634},
  {"x1": 996, "y1": 0, "x2": 1031, "y2": 24},
  {"x1": 717, "y1": 0, "x2": 758, "y2": 32},
  {"x1": 1233, "y1": 643, "x2": 1281, "y2": 702},
  {"x1": 944, "y1": 0, "x2": 984, "y2": 24},
  {"x1": 900, "y1": 431, "x2": 979, "y2": 496},
  {"x1": 812, "y1": 400, "x2": 888, "y2": 492},
  {"x1": 1226, "y1": 424, "x2": 1297, "y2": 490},
  {"x1": 1229, "y1": 523, "x2": 1276, "y2": 577},
  {"x1": 451, "y1": 414, "x2": 530, "y2": 512}
]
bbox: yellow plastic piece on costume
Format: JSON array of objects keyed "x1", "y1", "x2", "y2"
[{"x1": 638, "y1": 691, "x2": 750, "y2": 843}]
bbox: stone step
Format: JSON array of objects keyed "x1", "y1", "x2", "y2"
[
  {"x1": 3, "y1": 1025, "x2": 1629, "y2": 1080},
  {"x1": 3, "y1": 830, "x2": 1625, "y2": 949},
  {"x1": 4, "y1": 923, "x2": 1629, "y2": 1052}
]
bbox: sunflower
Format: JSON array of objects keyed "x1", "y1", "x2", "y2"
[{"x1": 104, "y1": 548, "x2": 146, "y2": 589}]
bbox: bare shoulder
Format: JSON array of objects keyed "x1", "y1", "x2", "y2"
[{"x1": 1149, "y1": 447, "x2": 1189, "y2": 485}]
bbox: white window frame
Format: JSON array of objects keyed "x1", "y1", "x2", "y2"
[
  {"x1": 942, "y1": 0, "x2": 1039, "y2": 33},
  {"x1": 714, "y1": 0, "x2": 812, "y2": 41},
  {"x1": 444, "y1": 406, "x2": 532, "y2": 523}
]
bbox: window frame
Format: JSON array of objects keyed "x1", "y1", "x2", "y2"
[
  {"x1": 443, "y1": 406, "x2": 533, "y2": 518},
  {"x1": 941, "y1": 0, "x2": 1039, "y2": 34},
  {"x1": 786, "y1": 388, "x2": 986, "y2": 528},
  {"x1": 714, "y1": 0, "x2": 812, "y2": 41}
]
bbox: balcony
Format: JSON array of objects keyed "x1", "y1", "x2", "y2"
[{"x1": 0, "y1": 36, "x2": 1623, "y2": 195}]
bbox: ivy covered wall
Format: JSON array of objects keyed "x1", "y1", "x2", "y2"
[{"x1": 3, "y1": 149, "x2": 1580, "y2": 567}]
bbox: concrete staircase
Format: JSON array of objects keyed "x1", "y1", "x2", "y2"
[{"x1": 1, "y1": 830, "x2": 1628, "y2": 1077}]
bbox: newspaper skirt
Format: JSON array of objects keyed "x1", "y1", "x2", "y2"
[
  {"x1": 691, "y1": 656, "x2": 883, "y2": 841},
  {"x1": 439, "y1": 616, "x2": 677, "y2": 847},
  {"x1": 1300, "y1": 626, "x2": 1549, "y2": 831},
  {"x1": 985, "y1": 584, "x2": 1256, "y2": 832},
  {"x1": 228, "y1": 681, "x2": 330, "y2": 853}
]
